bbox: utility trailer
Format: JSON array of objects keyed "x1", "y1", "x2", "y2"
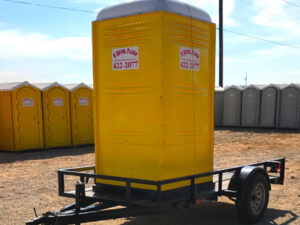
[
  {"x1": 26, "y1": 158, "x2": 285, "y2": 225},
  {"x1": 26, "y1": 1, "x2": 286, "y2": 224}
]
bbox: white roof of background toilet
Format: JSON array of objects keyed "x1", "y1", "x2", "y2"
[
  {"x1": 0, "y1": 81, "x2": 31, "y2": 91},
  {"x1": 96, "y1": 0, "x2": 212, "y2": 23},
  {"x1": 64, "y1": 83, "x2": 92, "y2": 91}
]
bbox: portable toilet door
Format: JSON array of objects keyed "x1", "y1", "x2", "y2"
[
  {"x1": 214, "y1": 87, "x2": 224, "y2": 127},
  {"x1": 0, "y1": 82, "x2": 44, "y2": 151},
  {"x1": 0, "y1": 84, "x2": 14, "y2": 151},
  {"x1": 277, "y1": 84, "x2": 300, "y2": 129},
  {"x1": 260, "y1": 84, "x2": 278, "y2": 128},
  {"x1": 223, "y1": 86, "x2": 243, "y2": 127},
  {"x1": 241, "y1": 85, "x2": 263, "y2": 128},
  {"x1": 36, "y1": 83, "x2": 71, "y2": 148},
  {"x1": 64, "y1": 83, "x2": 94, "y2": 146}
]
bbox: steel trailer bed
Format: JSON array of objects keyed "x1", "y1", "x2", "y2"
[{"x1": 26, "y1": 158, "x2": 285, "y2": 225}]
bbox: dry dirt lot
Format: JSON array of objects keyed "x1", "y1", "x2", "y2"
[{"x1": 0, "y1": 129, "x2": 299, "y2": 225}]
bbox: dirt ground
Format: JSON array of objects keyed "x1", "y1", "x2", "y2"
[{"x1": 0, "y1": 129, "x2": 299, "y2": 225}]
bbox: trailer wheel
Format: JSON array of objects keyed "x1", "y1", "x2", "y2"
[{"x1": 236, "y1": 173, "x2": 269, "y2": 224}]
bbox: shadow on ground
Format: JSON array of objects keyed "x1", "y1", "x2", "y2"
[
  {"x1": 215, "y1": 127, "x2": 300, "y2": 134},
  {"x1": 122, "y1": 201, "x2": 298, "y2": 225},
  {"x1": 0, "y1": 145, "x2": 94, "y2": 164}
]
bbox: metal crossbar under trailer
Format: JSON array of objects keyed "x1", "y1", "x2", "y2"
[{"x1": 26, "y1": 158, "x2": 285, "y2": 225}]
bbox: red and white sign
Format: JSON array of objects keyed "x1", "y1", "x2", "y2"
[
  {"x1": 53, "y1": 98, "x2": 63, "y2": 106},
  {"x1": 180, "y1": 47, "x2": 200, "y2": 71},
  {"x1": 22, "y1": 98, "x2": 34, "y2": 107},
  {"x1": 112, "y1": 47, "x2": 139, "y2": 71}
]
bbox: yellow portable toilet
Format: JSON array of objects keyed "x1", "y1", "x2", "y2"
[
  {"x1": 35, "y1": 83, "x2": 71, "y2": 149},
  {"x1": 93, "y1": 0, "x2": 216, "y2": 194},
  {"x1": 0, "y1": 81, "x2": 44, "y2": 151},
  {"x1": 64, "y1": 83, "x2": 94, "y2": 146}
]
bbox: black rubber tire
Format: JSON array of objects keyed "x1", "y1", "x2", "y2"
[{"x1": 236, "y1": 173, "x2": 269, "y2": 224}]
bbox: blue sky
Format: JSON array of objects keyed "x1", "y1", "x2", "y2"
[{"x1": 0, "y1": 0, "x2": 300, "y2": 86}]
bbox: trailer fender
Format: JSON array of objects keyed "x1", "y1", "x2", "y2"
[{"x1": 228, "y1": 166, "x2": 271, "y2": 192}]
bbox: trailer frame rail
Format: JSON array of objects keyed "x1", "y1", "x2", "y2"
[
  {"x1": 26, "y1": 158, "x2": 285, "y2": 225},
  {"x1": 58, "y1": 158, "x2": 285, "y2": 204}
]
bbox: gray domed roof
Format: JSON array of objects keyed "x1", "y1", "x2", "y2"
[
  {"x1": 96, "y1": 0, "x2": 211, "y2": 23},
  {"x1": 0, "y1": 81, "x2": 32, "y2": 91},
  {"x1": 64, "y1": 83, "x2": 92, "y2": 91}
]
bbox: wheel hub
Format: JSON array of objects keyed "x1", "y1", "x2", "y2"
[{"x1": 250, "y1": 183, "x2": 266, "y2": 215}]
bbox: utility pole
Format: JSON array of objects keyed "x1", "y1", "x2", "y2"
[
  {"x1": 244, "y1": 71, "x2": 248, "y2": 86},
  {"x1": 219, "y1": 0, "x2": 223, "y2": 87}
]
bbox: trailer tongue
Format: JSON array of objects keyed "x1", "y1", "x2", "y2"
[{"x1": 26, "y1": 158, "x2": 285, "y2": 225}]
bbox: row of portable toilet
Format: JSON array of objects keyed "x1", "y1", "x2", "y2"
[
  {"x1": 0, "y1": 81, "x2": 94, "y2": 151},
  {"x1": 214, "y1": 84, "x2": 300, "y2": 129}
]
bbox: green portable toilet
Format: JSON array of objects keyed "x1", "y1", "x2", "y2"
[
  {"x1": 277, "y1": 84, "x2": 300, "y2": 129},
  {"x1": 223, "y1": 86, "x2": 244, "y2": 127},
  {"x1": 241, "y1": 85, "x2": 264, "y2": 128},
  {"x1": 214, "y1": 87, "x2": 224, "y2": 127}
]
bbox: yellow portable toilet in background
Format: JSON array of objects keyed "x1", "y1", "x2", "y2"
[
  {"x1": 93, "y1": 0, "x2": 216, "y2": 194},
  {"x1": 0, "y1": 81, "x2": 44, "y2": 151},
  {"x1": 35, "y1": 83, "x2": 71, "y2": 149},
  {"x1": 64, "y1": 83, "x2": 94, "y2": 146}
]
